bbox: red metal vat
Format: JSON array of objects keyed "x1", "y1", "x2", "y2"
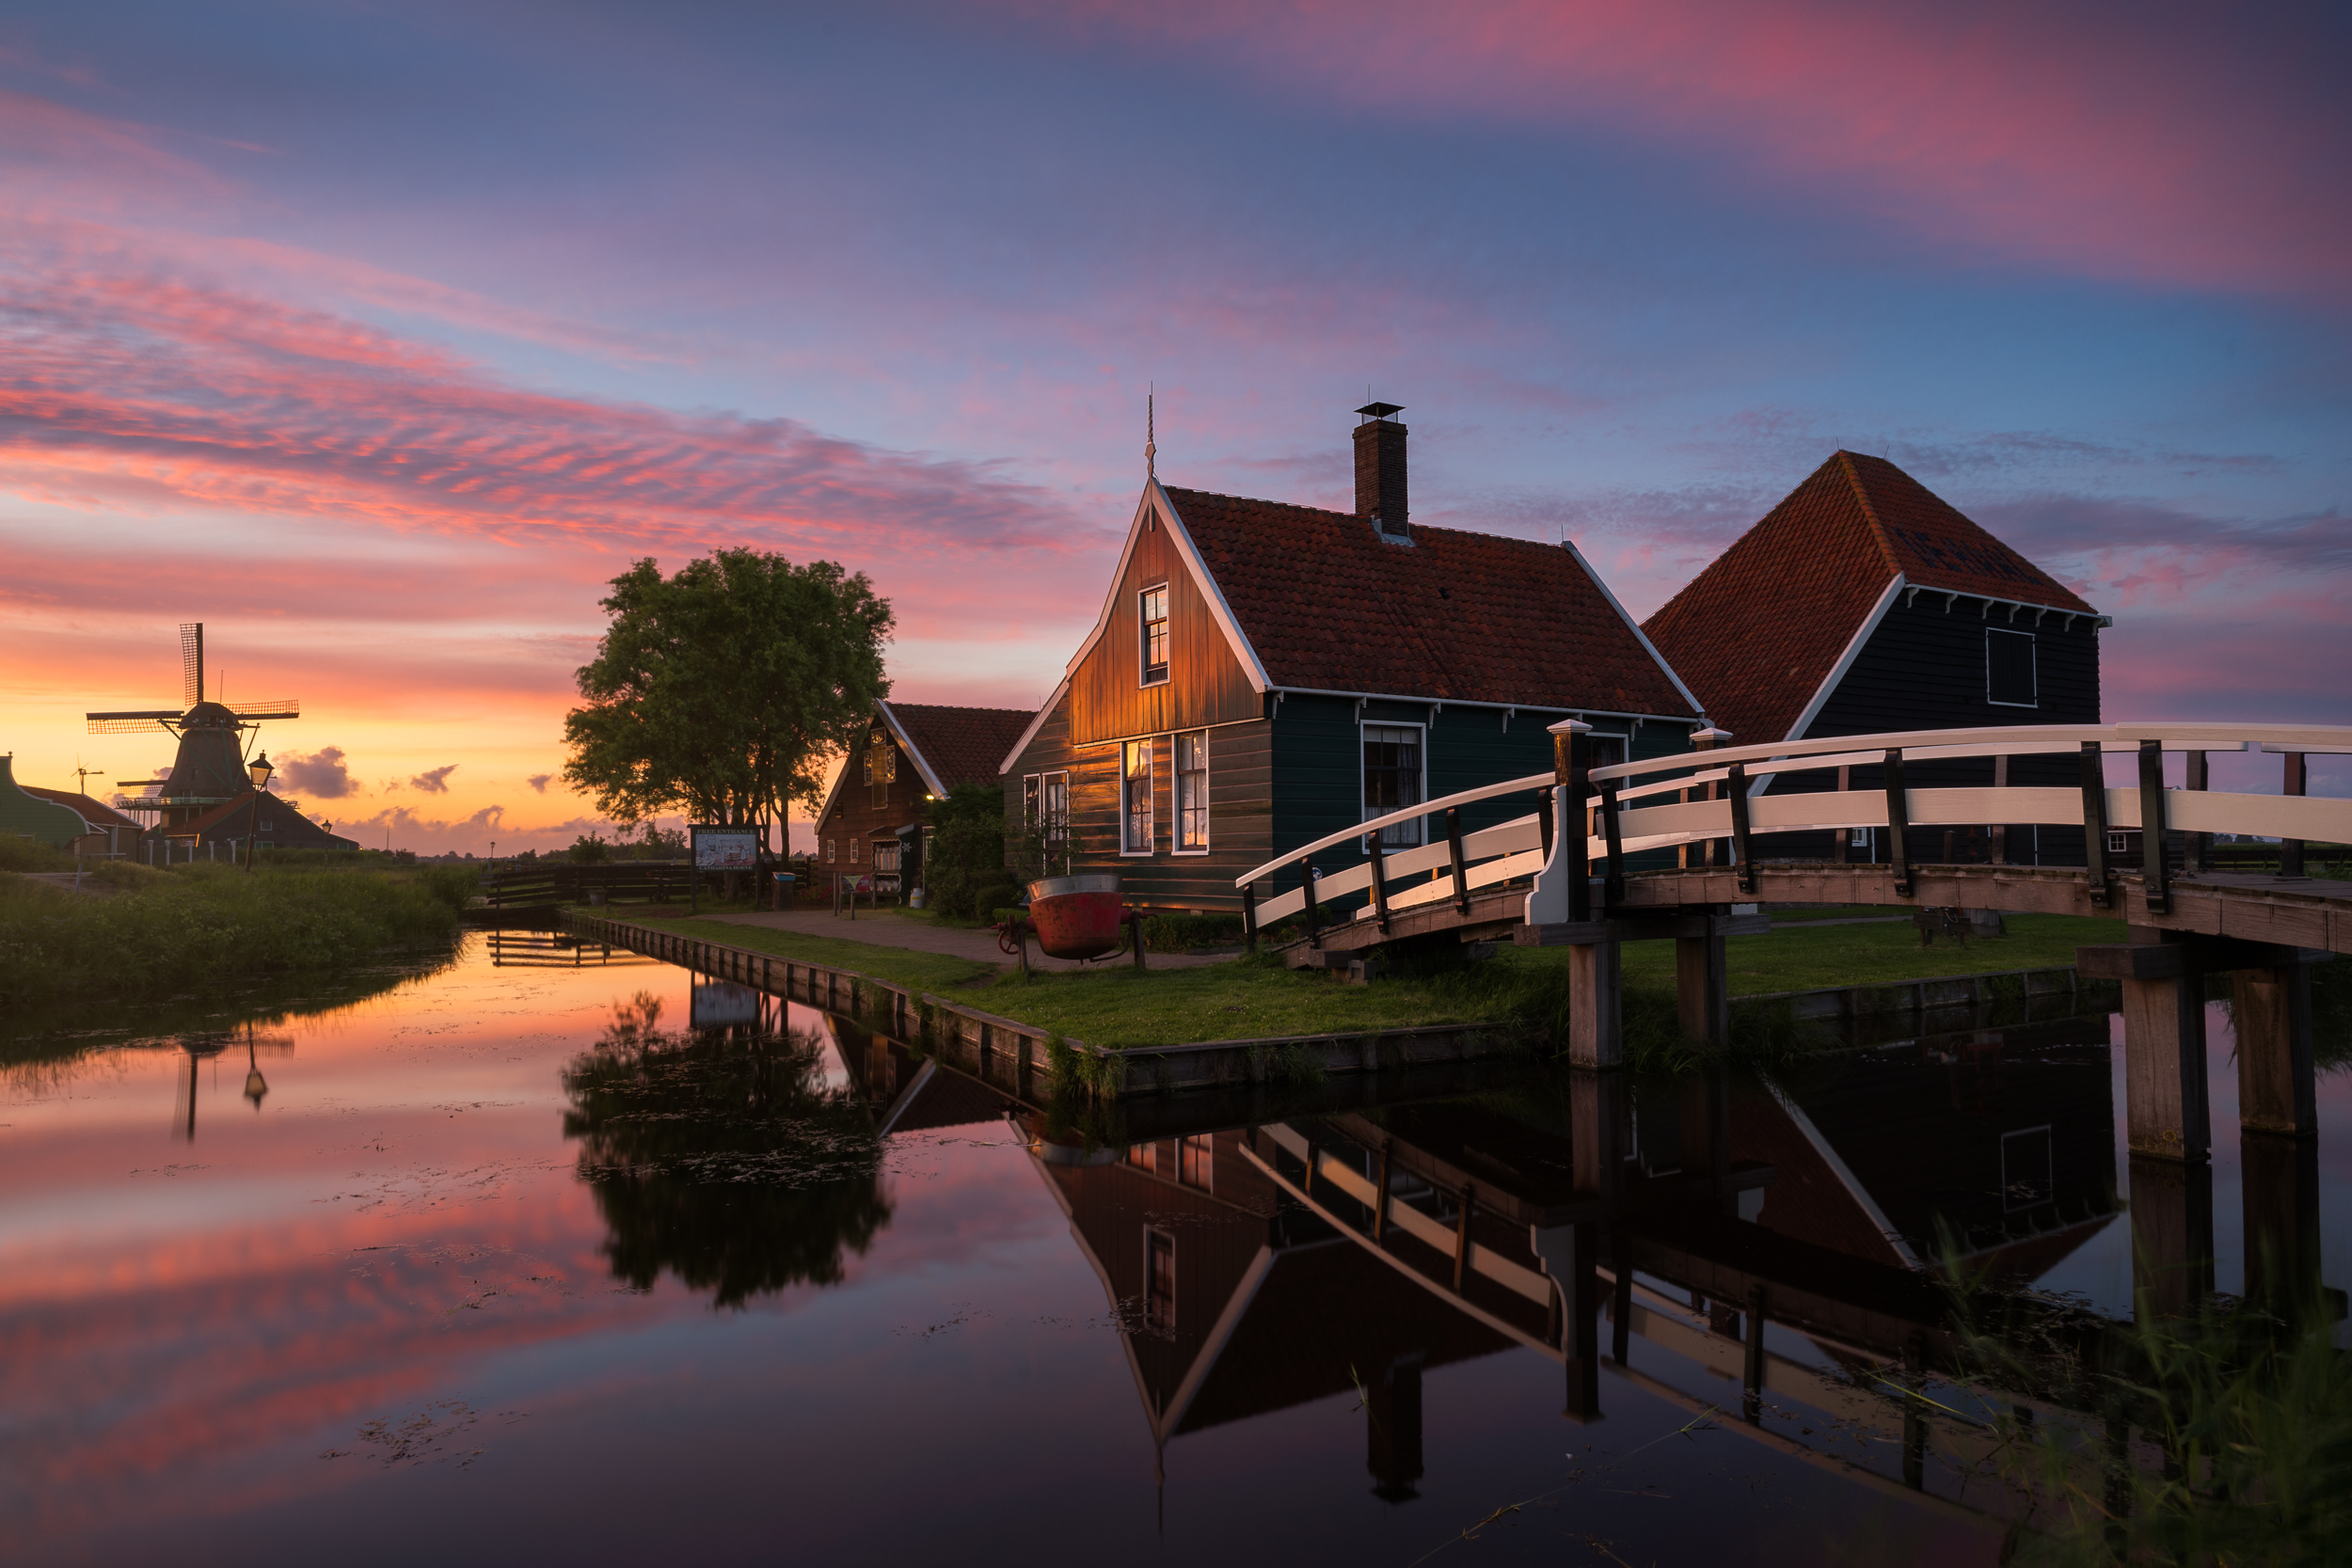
[{"x1": 1025, "y1": 873, "x2": 1127, "y2": 959}]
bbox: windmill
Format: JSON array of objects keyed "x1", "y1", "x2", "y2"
[{"x1": 87, "y1": 624, "x2": 298, "y2": 832}]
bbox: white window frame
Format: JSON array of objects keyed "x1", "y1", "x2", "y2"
[
  {"x1": 849, "y1": 837, "x2": 861, "y2": 863},
  {"x1": 1120, "y1": 738, "x2": 1155, "y2": 856},
  {"x1": 824, "y1": 838, "x2": 836, "y2": 863},
  {"x1": 1043, "y1": 769, "x2": 1071, "y2": 871},
  {"x1": 1358, "y1": 720, "x2": 1427, "y2": 848},
  {"x1": 1143, "y1": 1226, "x2": 1176, "y2": 1333},
  {"x1": 1138, "y1": 583, "x2": 1170, "y2": 688},
  {"x1": 1174, "y1": 729, "x2": 1210, "y2": 854},
  {"x1": 1023, "y1": 773, "x2": 1041, "y2": 831},
  {"x1": 1986, "y1": 628, "x2": 2038, "y2": 708}
]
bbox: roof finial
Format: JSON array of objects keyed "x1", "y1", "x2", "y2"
[{"x1": 1145, "y1": 386, "x2": 1155, "y2": 480}]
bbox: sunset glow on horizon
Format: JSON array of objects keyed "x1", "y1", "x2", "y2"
[{"x1": 3, "y1": 1, "x2": 2345, "y2": 852}]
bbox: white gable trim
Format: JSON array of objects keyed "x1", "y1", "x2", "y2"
[
  {"x1": 1561, "y1": 537, "x2": 1708, "y2": 721},
  {"x1": 1784, "y1": 573, "x2": 1907, "y2": 744},
  {"x1": 1059, "y1": 482, "x2": 1270, "y2": 695},
  {"x1": 873, "y1": 700, "x2": 950, "y2": 798},
  {"x1": 998, "y1": 677, "x2": 1069, "y2": 776}
]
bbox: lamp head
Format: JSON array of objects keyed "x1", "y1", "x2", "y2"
[{"x1": 248, "y1": 752, "x2": 273, "y2": 789}]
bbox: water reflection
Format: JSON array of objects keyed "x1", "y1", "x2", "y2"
[{"x1": 560, "y1": 992, "x2": 892, "y2": 1307}]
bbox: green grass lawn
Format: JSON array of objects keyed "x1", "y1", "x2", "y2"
[
  {"x1": 1614, "y1": 911, "x2": 2128, "y2": 995},
  {"x1": 597, "y1": 907, "x2": 2134, "y2": 1053}
]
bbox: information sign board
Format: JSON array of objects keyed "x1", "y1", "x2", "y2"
[
  {"x1": 691, "y1": 825, "x2": 761, "y2": 871},
  {"x1": 691, "y1": 978, "x2": 761, "y2": 1030}
]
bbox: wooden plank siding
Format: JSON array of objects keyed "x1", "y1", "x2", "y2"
[
  {"x1": 1067, "y1": 511, "x2": 1261, "y2": 747},
  {"x1": 1756, "y1": 593, "x2": 2102, "y2": 866},
  {"x1": 815, "y1": 724, "x2": 925, "y2": 884}
]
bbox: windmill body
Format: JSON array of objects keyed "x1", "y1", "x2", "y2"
[{"x1": 87, "y1": 624, "x2": 306, "y2": 840}]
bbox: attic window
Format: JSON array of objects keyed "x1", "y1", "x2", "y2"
[
  {"x1": 1139, "y1": 585, "x2": 1169, "y2": 687},
  {"x1": 1986, "y1": 629, "x2": 2037, "y2": 707}
]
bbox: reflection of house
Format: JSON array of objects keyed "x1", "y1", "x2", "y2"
[
  {"x1": 1729, "y1": 1023, "x2": 2119, "y2": 1278},
  {"x1": 1644, "y1": 452, "x2": 2106, "y2": 866},
  {"x1": 812, "y1": 702, "x2": 1035, "y2": 895},
  {"x1": 999, "y1": 404, "x2": 1706, "y2": 914},
  {"x1": 1032, "y1": 1127, "x2": 1514, "y2": 1498}
]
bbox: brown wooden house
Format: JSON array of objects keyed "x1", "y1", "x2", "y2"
[
  {"x1": 1000, "y1": 404, "x2": 1708, "y2": 913},
  {"x1": 811, "y1": 701, "x2": 1036, "y2": 895}
]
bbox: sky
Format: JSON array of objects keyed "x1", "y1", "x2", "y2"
[{"x1": 1, "y1": 0, "x2": 2345, "y2": 853}]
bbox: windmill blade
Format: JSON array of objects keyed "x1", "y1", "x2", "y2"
[
  {"x1": 230, "y1": 700, "x2": 299, "y2": 719},
  {"x1": 86, "y1": 712, "x2": 180, "y2": 734},
  {"x1": 182, "y1": 623, "x2": 203, "y2": 707}
]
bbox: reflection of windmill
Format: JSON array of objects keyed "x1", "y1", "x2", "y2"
[{"x1": 87, "y1": 624, "x2": 298, "y2": 832}]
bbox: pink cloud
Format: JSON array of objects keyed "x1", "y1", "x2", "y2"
[{"x1": 1012, "y1": 0, "x2": 2352, "y2": 298}]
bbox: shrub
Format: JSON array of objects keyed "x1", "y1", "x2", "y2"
[
  {"x1": 567, "y1": 832, "x2": 612, "y2": 863},
  {"x1": 0, "y1": 837, "x2": 75, "y2": 873},
  {"x1": 926, "y1": 782, "x2": 1010, "y2": 917},
  {"x1": 1138, "y1": 912, "x2": 1245, "y2": 952}
]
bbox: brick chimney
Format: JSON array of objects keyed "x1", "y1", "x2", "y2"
[{"x1": 1353, "y1": 402, "x2": 1407, "y2": 540}]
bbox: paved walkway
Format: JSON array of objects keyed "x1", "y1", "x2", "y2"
[{"x1": 706, "y1": 909, "x2": 1240, "y2": 973}]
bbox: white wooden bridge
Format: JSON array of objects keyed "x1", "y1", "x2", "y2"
[{"x1": 1236, "y1": 720, "x2": 2351, "y2": 1164}]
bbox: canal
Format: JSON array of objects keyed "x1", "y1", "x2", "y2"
[{"x1": 3, "y1": 930, "x2": 2345, "y2": 1565}]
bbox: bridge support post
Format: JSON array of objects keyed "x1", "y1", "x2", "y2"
[
  {"x1": 1366, "y1": 1356, "x2": 1426, "y2": 1500},
  {"x1": 1567, "y1": 938, "x2": 1623, "y2": 1068},
  {"x1": 1528, "y1": 1221, "x2": 1605, "y2": 1424},
  {"x1": 2233, "y1": 962, "x2": 2316, "y2": 1137},
  {"x1": 2119, "y1": 971, "x2": 2210, "y2": 1162},
  {"x1": 2240, "y1": 1129, "x2": 2322, "y2": 1313},
  {"x1": 1676, "y1": 927, "x2": 1728, "y2": 1048},
  {"x1": 2129, "y1": 1154, "x2": 2214, "y2": 1322}
]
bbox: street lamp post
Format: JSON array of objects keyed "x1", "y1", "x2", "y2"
[{"x1": 244, "y1": 752, "x2": 274, "y2": 874}]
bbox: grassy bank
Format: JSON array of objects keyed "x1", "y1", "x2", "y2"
[
  {"x1": 0, "y1": 862, "x2": 475, "y2": 1008},
  {"x1": 1615, "y1": 911, "x2": 2129, "y2": 995}
]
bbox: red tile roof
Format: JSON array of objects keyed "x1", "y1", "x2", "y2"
[
  {"x1": 1643, "y1": 451, "x2": 2098, "y2": 745},
  {"x1": 883, "y1": 703, "x2": 1039, "y2": 792},
  {"x1": 19, "y1": 784, "x2": 144, "y2": 832},
  {"x1": 1163, "y1": 487, "x2": 1699, "y2": 719}
]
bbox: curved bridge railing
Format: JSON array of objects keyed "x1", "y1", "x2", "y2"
[{"x1": 1238, "y1": 721, "x2": 2350, "y2": 940}]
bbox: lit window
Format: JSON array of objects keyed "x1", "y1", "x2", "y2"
[
  {"x1": 1139, "y1": 586, "x2": 1169, "y2": 686},
  {"x1": 1179, "y1": 1134, "x2": 1213, "y2": 1190},
  {"x1": 1362, "y1": 725, "x2": 1423, "y2": 847},
  {"x1": 1044, "y1": 771, "x2": 1070, "y2": 870},
  {"x1": 1122, "y1": 739, "x2": 1153, "y2": 854},
  {"x1": 1024, "y1": 773, "x2": 1041, "y2": 832},
  {"x1": 1144, "y1": 1228, "x2": 1176, "y2": 1332},
  {"x1": 1987, "y1": 629, "x2": 2036, "y2": 707},
  {"x1": 1175, "y1": 731, "x2": 1208, "y2": 851},
  {"x1": 1124, "y1": 1141, "x2": 1157, "y2": 1173}
]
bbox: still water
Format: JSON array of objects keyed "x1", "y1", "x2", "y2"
[{"x1": 3, "y1": 932, "x2": 2346, "y2": 1566}]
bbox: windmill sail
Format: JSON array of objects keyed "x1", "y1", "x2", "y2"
[
  {"x1": 183, "y1": 624, "x2": 203, "y2": 707},
  {"x1": 85, "y1": 712, "x2": 182, "y2": 734},
  {"x1": 230, "y1": 700, "x2": 300, "y2": 719}
]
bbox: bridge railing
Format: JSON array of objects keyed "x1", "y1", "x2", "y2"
[{"x1": 1238, "y1": 722, "x2": 2351, "y2": 936}]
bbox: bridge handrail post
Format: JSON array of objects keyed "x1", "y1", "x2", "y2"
[
  {"x1": 1368, "y1": 837, "x2": 1391, "y2": 933},
  {"x1": 1446, "y1": 807, "x2": 1470, "y2": 916},
  {"x1": 1557, "y1": 721, "x2": 1592, "y2": 923},
  {"x1": 1599, "y1": 783, "x2": 1626, "y2": 909},
  {"x1": 2138, "y1": 739, "x2": 2171, "y2": 915},
  {"x1": 1726, "y1": 762, "x2": 1756, "y2": 896},
  {"x1": 2181, "y1": 749, "x2": 2207, "y2": 874},
  {"x1": 2079, "y1": 741, "x2": 2112, "y2": 908},
  {"x1": 1241, "y1": 883, "x2": 1258, "y2": 952},
  {"x1": 1303, "y1": 860, "x2": 1321, "y2": 947},
  {"x1": 1883, "y1": 749, "x2": 1914, "y2": 898},
  {"x1": 2280, "y1": 751, "x2": 2307, "y2": 878}
]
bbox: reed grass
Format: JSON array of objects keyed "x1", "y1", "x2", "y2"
[{"x1": 0, "y1": 862, "x2": 473, "y2": 1007}]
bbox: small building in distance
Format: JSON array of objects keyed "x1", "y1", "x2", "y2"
[
  {"x1": 152, "y1": 789, "x2": 359, "y2": 861},
  {"x1": 812, "y1": 702, "x2": 1039, "y2": 896},
  {"x1": 0, "y1": 755, "x2": 92, "y2": 847},
  {"x1": 18, "y1": 782, "x2": 148, "y2": 855},
  {"x1": 1000, "y1": 404, "x2": 1708, "y2": 914},
  {"x1": 1643, "y1": 451, "x2": 2106, "y2": 867}
]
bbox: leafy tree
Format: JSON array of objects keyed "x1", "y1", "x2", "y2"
[
  {"x1": 562, "y1": 550, "x2": 893, "y2": 857},
  {"x1": 925, "y1": 781, "x2": 1020, "y2": 918}
]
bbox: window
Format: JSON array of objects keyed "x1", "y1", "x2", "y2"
[
  {"x1": 1043, "y1": 771, "x2": 1069, "y2": 865},
  {"x1": 825, "y1": 839, "x2": 836, "y2": 863},
  {"x1": 1178, "y1": 1133, "x2": 1213, "y2": 1190},
  {"x1": 1361, "y1": 723, "x2": 1423, "y2": 847},
  {"x1": 1987, "y1": 629, "x2": 2037, "y2": 707},
  {"x1": 1139, "y1": 585, "x2": 1169, "y2": 686},
  {"x1": 849, "y1": 837, "x2": 861, "y2": 863},
  {"x1": 1175, "y1": 730, "x2": 1209, "y2": 852},
  {"x1": 1124, "y1": 1141, "x2": 1157, "y2": 1173},
  {"x1": 1121, "y1": 739, "x2": 1153, "y2": 854},
  {"x1": 1023, "y1": 773, "x2": 1041, "y2": 832},
  {"x1": 866, "y1": 728, "x2": 896, "y2": 806},
  {"x1": 2000, "y1": 1126, "x2": 2055, "y2": 1211},
  {"x1": 1144, "y1": 1227, "x2": 1176, "y2": 1332}
]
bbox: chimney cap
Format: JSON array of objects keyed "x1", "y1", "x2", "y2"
[{"x1": 1355, "y1": 401, "x2": 1405, "y2": 421}]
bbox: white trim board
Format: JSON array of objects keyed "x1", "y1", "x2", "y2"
[{"x1": 1563, "y1": 535, "x2": 1708, "y2": 722}]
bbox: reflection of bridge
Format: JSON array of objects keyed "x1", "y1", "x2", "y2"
[
  {"x1": 811, "y1": 960, "x2": 2338, "y2": 1527},
  {"x1": 1238, "y1": 721, "x2": 2348, "y2": 1163}
]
